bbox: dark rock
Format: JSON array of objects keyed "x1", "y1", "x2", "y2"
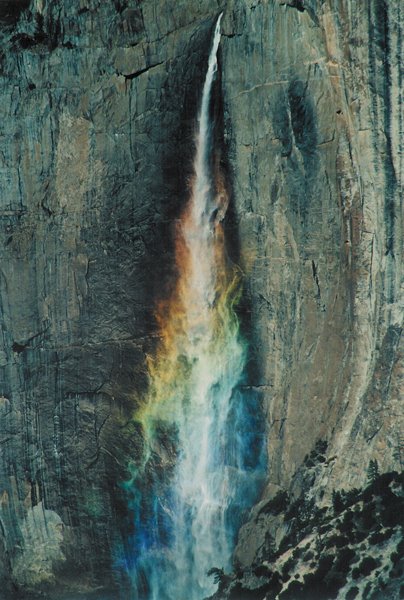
[{"x1": 0, "y1": 0, "x2": 402, "y2": 596}]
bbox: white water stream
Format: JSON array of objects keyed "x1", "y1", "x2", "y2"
[{"x1": 128, "y1": 15, "x2": 266, "y2": 599}]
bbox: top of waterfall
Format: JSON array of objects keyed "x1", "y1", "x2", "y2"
[
  {"x1": 191, "y1": 11, "x2": 224, "y2": 224},
  {"x1": 205, "y1": 13, "x2": 223, "y2": 80},
  {"x1": 197, "y1": 12, "x2": 223, "y2": 127},
  {"x1": 213, "y1": 12, "x2": 223, "y2": 54}
]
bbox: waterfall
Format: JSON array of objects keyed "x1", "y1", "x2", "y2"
[{"x1": 123, "y1": 14, "x2": 266, "y2": 600}]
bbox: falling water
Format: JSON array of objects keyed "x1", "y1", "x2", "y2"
[{"x1": 123, "y1": 14, "x2": 266, "y2": 600}]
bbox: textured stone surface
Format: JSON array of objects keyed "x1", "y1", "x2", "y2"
[
  {"x1": 219, "y1": 0, "x2": 402, "y2": 568},
  {"x1": 0, "y1": 0, "x2": 402, "y2": 597},
  {"x1": 0, "y1": 1, "x2": 225, "y2": 596}
]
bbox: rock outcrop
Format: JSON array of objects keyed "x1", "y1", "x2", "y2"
[
  {"x1": 0, "y1": 1, "x2": 225, "y2": 596},
  {"x1": 220, "y1": 0, "x2": 403, "y2": 572},
  {"x1": 0, "y1": 0, "x2": 402, "y2": 598}
]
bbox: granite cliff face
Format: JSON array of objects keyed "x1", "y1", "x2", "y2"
[
  {"x1": 0, "y1": 0, "x2": 402, "y2": 598},
  {"x1": 221, "y1": 0, "x2": 403, "y2": 564}
]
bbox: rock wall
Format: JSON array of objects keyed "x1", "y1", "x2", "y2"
[
  {"x1": 0, "y1": 1, "x2": 225, "y2": 596},
  {"x1": 220, "y1": 0, "x2": 402, "y2": 566},
  {"x1": 0, "y1": 0, "x2": 402, "y2": 597}
]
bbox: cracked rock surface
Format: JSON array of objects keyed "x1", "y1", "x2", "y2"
[
  {"x1": 220, "y1": 0, "x2": 403, "y2": 569},
  {"x1": 0, "y1": 0, "x2": 402, "y2": 597}
]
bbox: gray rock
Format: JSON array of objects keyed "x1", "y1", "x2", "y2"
[{"x1": 0, "y1": 0, "x2": 402, "y2": 596}]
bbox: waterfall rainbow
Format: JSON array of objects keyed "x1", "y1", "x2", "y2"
[{"x1": 123, "y1": 14, "x2": 266, "y2": 600}]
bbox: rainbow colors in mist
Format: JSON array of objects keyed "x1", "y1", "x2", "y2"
[{"x1": 123, "y1": 15, "x2": 266, "y2": 600}]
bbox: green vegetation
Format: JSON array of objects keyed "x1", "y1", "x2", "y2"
[
  {"x1": 369, "y1": 528, "x2": 392, "y2": 545},
  {"x1": 208, "y1": 470, "x2": 403, "y2": 600},
  {"x1": 332, "y1": 490, "x2": 344, "y2": 513},
  {"x1": 207, "y1": 568, "x2": 226, "y2": 585},
  {"x1": 279, "y1": 496, "x2": 326, "y2": 553},
  {"x1": 334, "y1": 547, "x2": 356, "y2": 574},
  {"x1": 254, "y1": 531, "x2": 277, "y2": 564},
  {"x1": 325, "y1": 534, "x2": 349, "y2": 549},
  {"x1": 332, "y1": 487, "x2": 361, "y2": 514},
  {"x1": 258, "y1": 490, "x2": 289, "y2": 516},
  {"x1": 352, "y1": 556, "x2": 379, "y2": 579},
  {"x1": 281, "y1": 557, "x2": 296, "y2": 577},
  {"x1": 303, "y1": 439, "x2": 328, "y2": 468}
]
